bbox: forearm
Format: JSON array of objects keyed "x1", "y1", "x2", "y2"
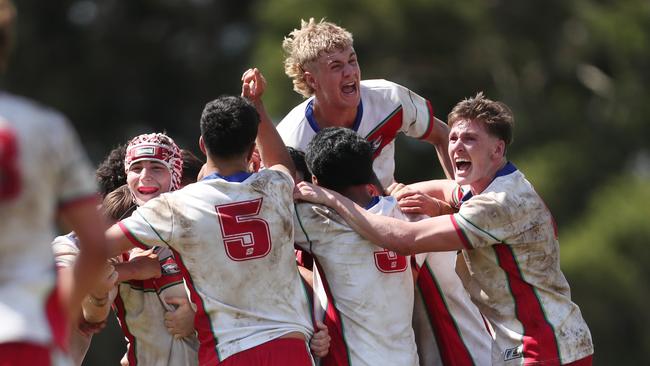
[
  {"x1": 427, "y1": 117, "x2": 454, "y2": 179},
  {"x1": 255, "y1": 101, "x2": 295, "y2": 177},
  {"x1": 82, "y1": 287, "x2": 116, "y2": 323},
  {"x1": 325, "y1": 190, "x2": 416, "y2": 254},
  {"x1": 407, "y1": 179, "x2": 457, "y2": 203}
]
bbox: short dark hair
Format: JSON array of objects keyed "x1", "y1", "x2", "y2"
[
  {"x1": 306, "y1": 127, "x2": 378, "y2": 192},
  {"x1": 95, "y1": 144, "x2": 127, "y2": 198},
  {"x1": 181, "y1": 149, "x2": 204, "y2": 186},
  {"x1": 448, "y1": 92, "x2": 514, "y2": 149},
  {"x1": 287, "y1": 146, "x2": 311, "y2": 183},
  {"x1": 200, "y1": 96, "x2": 260, "y2": 158}
]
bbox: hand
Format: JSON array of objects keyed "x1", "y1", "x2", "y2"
[
  {"x1": 241, "y1": 67, "x2": 267, "y2": 102},
  {"x1": 164, "y1": 296, "x2": 196, "y2": 338},
  {"x1": 127, "y1": 248, "x2": 161, "y2": 280},
  {"x1": 293, "y1": 182, "x2": 332, "y2": 206},
  {"x1": 310, "y1": 321, "x2": 331, "y2": 358},
  {"x1": 391, "y1": 185, "x2": 455, "y2": 217},
  {"x1": 385, "y1": 182, "x2": 407, "y2": 196}
]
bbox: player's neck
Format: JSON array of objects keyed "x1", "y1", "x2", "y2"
[
  {"x1": 204, "y1": 156, "x2": 249, "y2": 178},
  {"x1": 311, "y1": 100, "x2": 358, "y2": 129},
  {"x1": 338, "y1": 185, "x2": 375, "y2": 208}
]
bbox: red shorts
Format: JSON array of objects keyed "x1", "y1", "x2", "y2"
[
  {"x1": 564, "y1": 354, "x2": 593, "y2": 366},
  {"x1": 221, "y1": 337, "x2": 312, "y2": 366},
  {"x1": 0, "y1": 342, "x2": 51, "y2": 366}
]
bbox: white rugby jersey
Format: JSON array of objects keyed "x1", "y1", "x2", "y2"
[
  {"x1": 119, "y1": 169, "x2": 313, "y2": 364},
  {"x1": 412, "y1": 251, "x2": 492, "y2": 366},
  {"x1": 0, "y1": 92, "x2": 97, "y2": 349},
  {"x1": 113, "y1": 246, "x2": 199, "y2": 366},
  {"x1": 295, "y1": 196, "x2": 419, "y2": 366},
  {"x1": 51, "y1": 232, "x2": 93, "y2": 366},
  {"x1": 450, "y1": 162, "x2": 593, "y2": 365},
  {"x1": 277, "y1": 79, "x2": 436, "y2": 188}
]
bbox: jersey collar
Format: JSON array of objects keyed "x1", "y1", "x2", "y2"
[
  {"x1": 305, "y1": 99, "x2": 364, "y2": 133},
  {"x1": 201, "y1": 171, "x2": 252, "y2": 183},
  {"x1": 364, "y1": 195, "x2": 381, "y2": 210},
  {"x1": 459, "y1": 161, "x2": 517, "y2": 204}
]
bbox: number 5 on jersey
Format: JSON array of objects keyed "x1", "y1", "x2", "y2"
[{"x1": 216, "y1": 198, "x2": 272, "y2": 261}]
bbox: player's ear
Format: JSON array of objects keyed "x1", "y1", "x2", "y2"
[
  {"x1": 312, "y1": 175, "x2": 320, "y2": 186},
  {"x1": 366, "y1": 183, "x2": 380, "y2": 197},
  {"x1": 303, "y1": 70, "x2": 317, "y2": 91},
  {"x1": 493, "y1": 140, "x2": 506, "y2": 158},
  {"x1": 199, "y1": 136, "x2": 206, "y2": 156}
]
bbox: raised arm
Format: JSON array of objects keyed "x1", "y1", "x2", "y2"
[
  {"x1": 294, "y1": 182, "x2": 464, "y2": 255},
  {"x1": 241, "y1": 67, "x2": 295, "y2": 179},
  {"x1": 423, "y1": 117, "x2": 454, "y2": 179}
]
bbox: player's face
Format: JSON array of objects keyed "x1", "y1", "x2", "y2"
[
  {"x1": 448, "y1": 119, "x2": 505, "y2": 194},
  {"x1": 127, "y1": 160, "x2": 172, "y2": 206},
  {"x1": 307, "y1": 46, "x2": 361, "y2": 112}
]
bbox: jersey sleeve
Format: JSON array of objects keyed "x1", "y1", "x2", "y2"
[
  {"x1": 51, "y1": 233, "x2": 80, "y2": 268},
  {"x1": 451, "y1": 193, "x2": 518, "y2": 249},
  {"x1": 51, "y1": 116, "x2": 98, "y2": 207},
  {"x1": 119, "y1": 194, "x2": 175, "y2": 250},
  {"x1": 393, "y1": 82, "x2": 435, "y2": 140}
]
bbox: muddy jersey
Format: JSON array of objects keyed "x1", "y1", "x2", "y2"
[
  {"x1": 119, "y1": 169, "x2": 313, "y2": 364},
  {"x1": 295, "y1": 196, "x2": 418, "y2": 366},
  {"x1": 114, "y1": 246, "x2": 199, "y2": 366},
  {"x1": 412, "y1": 251, "x2": 492, "y2": 366},
  {"x1": 0, "y1": 92, "x2": 97, "y2": 348},
  {"x1": 450, "y1": 162, "x2": 593, "y2": 365},
  {"x1": 278, "y1": 79, "x2": 436, "y2": 188}
]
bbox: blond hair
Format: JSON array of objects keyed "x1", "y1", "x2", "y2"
[{"x1": 282, "y1": 18, "x2": 353, "y2": 98}]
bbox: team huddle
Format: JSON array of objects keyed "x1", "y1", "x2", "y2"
[{"x1": 0, "y1": 7, "x2": 594, "y2": 366}]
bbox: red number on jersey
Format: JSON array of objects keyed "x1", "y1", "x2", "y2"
[
  {"x1": 374, "y1": 249, "x2": 408, "y2": 273},
  {"x1": 216, "y1": 198, "x2": 272, "y2": 261},
  {"x1": 0, "y1": 125, "x2": 21, "y2": 201}
]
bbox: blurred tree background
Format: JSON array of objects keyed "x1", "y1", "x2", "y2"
[{"x1": 4, "y1": 0, "x2": 649, "y2": 364}]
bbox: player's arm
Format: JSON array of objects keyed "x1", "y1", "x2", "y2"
[
  {"x1": 105, "y1": 223, "x2": 138, "y2": 258},
  {"x1": 58, "y1": 199, "x2": 108, "y2": 324},
  {"x1": 81, "y1": 264, "x2": 118, "y2": 323},
  {"x1": 422, "y1": 116, "x2": 454, "y2": 179},
  {"x1": 114, "y1": 249, "x2": 161, "y2": 282},
  {"x1": 241, "y1": 67, "x2": 296, "y2": 179},
  {"x1": 294, "y1": 182, "x2": 464, "y2": 255},
  {"x1": 386, "y1": 179, "x2": 458, "y2": 216}
]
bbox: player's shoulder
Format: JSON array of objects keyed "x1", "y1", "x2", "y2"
[
  {"x1": 0, "y1": 91, "x2": 70, "y2": 131},
  {"x1": 277, "y1": 98, "x2": 312, "y2": 132}
]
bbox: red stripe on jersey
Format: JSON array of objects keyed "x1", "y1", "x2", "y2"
[
  {"x1": 118, "y1": 222, "x2": 151, "y2": 250},
  {"x1": 169, "y1": 248, "x2": 221, "y2": 365},
  {"x1": 494, "y1": 244, "x2": 561, "y2": 365},
  {"x1": 450, "y1": 215, "x2": 473, "y2": 250},
  {"x1": 417, "y1": 100, "x2": 435, "y2": 140},
  {"x1": 58, "y1": 194, "x2": 100, "y2": 212},
  {"x1": 113, "y1": 293, "x2": 138, "y2": 366},
  {"x1": 417, "y1": 262, "x2": 475, "y2": 366},
  {"x1": 45, "y1": 283, "x2": 68, "y2": 351},
  {"x1": 365, "y1": 106, "x2": 403, "y2": 159},
  {"x1": 313, "y1": 259, "x2": 351, "y2": 366}
]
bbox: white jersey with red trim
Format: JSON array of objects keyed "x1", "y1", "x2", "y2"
[
  {"x1": 113, "y1": 246, "x2": 199, "y2": 366},
  {"x1": 277, "y1": 79, "x2": 435, "y2": 188},
  {"x1": 295, "y1": 196, "x2": 418, "y2": 366},
  {"x1": 0, "y1": 92, "x2": 97, "y2": 347},
  {"x1": 450, "y1": 162, "x2": 593, "y2": 365},
  {"x1": 51, "y1": 232, "x2": 93, "y2": 366},
  {"x1": 412, "y1": 251, "x2": 492, "y2": 366},
  {"x1": 119, "y1": 169, "x2": 313, "y2": 364}
]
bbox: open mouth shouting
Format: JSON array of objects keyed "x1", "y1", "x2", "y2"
[
  {"x1": 341, "y1": 81, "x2": 357, "y2": 96},
  {"x1": 454, "y1": 158, "x2": 472, "y2": 176}
]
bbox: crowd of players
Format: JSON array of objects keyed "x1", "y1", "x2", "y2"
[{"x1": 1, "y1": 4, "x2": 594, "y2": 366}]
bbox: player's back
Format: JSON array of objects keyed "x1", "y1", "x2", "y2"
[
  {"x1": 0, "y1": 91, "x2": 97, "y2": 344},
  {"x1": 295, "y1": 196, "x2": 419, "y2": 366},
  {"x1": 121, "y1": 168, "x2": 313, "y2": 363}
]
